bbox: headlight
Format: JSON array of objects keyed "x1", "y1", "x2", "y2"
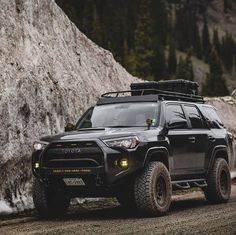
[
  {"x1": 33, "y1": 141, "x2": 49, "y2": 151},
  {"x1": 103, "y1": 136, "x2": 140, "y2": 149}
]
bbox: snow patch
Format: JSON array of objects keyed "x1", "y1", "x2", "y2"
[
  {"x1": 0, "y1": 200, "x2": 13, "y2": 214},
  {"x1": 0, "y1": 195, "x2": 33, "y2": 215},
  {"x1": 231, "y1": 171, "x2": 236, "y2": 180}
]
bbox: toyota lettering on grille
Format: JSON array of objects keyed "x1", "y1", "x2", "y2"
[{"x1": 64, "y1": 148, "x2": 81, "y2": 154}]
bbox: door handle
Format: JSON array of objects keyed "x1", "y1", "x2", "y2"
[{"x1": 188, "y1": 136, "x2": 196, "y2": 143}]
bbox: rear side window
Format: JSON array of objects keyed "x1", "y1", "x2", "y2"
[
  {"x1": 166, "y1": 104, "x2": 187, "y2": 128},
  {"x1": 203, "y1": 106, "x2": 224, "y2": 129},
  {"x1": 184, "y1": 105, "x2": 204, "y2": 129}
]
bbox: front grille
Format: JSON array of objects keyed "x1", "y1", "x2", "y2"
[{"x1": 42, "y1": 141, "x2": 103, "y2": 168}]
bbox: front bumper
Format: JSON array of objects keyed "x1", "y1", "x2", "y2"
[{"x1": 32, "y1": 139, "x2": 146, "y2": 186}]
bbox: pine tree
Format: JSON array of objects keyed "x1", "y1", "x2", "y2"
[
  {"x1": 175, "y1": 1, "x2": 199, "y2": 53},
  {"x1": 151, "y1": 0, "x2": 168, "y2": 45},
  {"x1": 183, "y1": 49, "x2": 194, "y2": 81},
  {"x1": 176, "y1": 50, "x2": 194, "y2": 81},
  {"x1": 101, "y1": 1, "x2": 124, "y2": 61},
  {"x1": 202, "y1": 48, "x2": 229, "y2": 96},
  {"x1": 176, "y1": 56, "x2": 185, "y2": 80},
  {"x1": 193, "y1": 23, "x2": 202, "y2": 59},
  {"x1": 132, "y1": 0, "x2": 155, "y2": 80},
  {"x1": 186, "y1": 49, "x2": 194, "y2": 81},
  {"x1": 152, "y1": 45, "x2": 167, "y2": 80},
  {"x1": 125, "y1": 49, "x2": 137, "y2": 76},
  {"x1": 123, "y1": 39, "x2": 134, "y2": 72},
  {"x1": 224, "y1": 0, "x2": 228, "y2": 12},
  {"x1": 167, "y1": 40, "x2": 177, "y2": 75},
  {"x1": 224, "y1": 0, "x2": 233, "y2": 13},
  {"x1": 175, "y1": 7, "x2": 191, "y2": 51},
  {"x1": 221, "y1": 33, "x2": 234, "y2": 71},
  {"x1": 202, "y1": 19, "x2": 211, "y2": 63},
  {"x1": 82, "y1": 0, "x2": 94, "y2": 38},
  {"x1": 213, "y1": 29, "x2": 221, "y2": 56},
  {"x1": 91, "y1": 4, "x2": 104, "y2": 46}
]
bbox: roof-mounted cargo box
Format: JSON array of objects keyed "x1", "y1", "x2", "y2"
[{"x1": 130, "y1": 79, "x2": 199, "y2": 96}]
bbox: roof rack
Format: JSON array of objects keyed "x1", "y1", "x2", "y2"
[{"x1": 101, "y1": 89, "x2": 204, "y2": 103}]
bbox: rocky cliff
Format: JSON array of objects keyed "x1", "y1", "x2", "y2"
[
  {"x1": 206, "y1": 97, "x2": 236, "y2": 137},
  {"x1": 0, "y1": 0, "x2": 139, "y2": 213},
  {"x1": 206, "y1": 97, "x2": 236, "y2": 174}
]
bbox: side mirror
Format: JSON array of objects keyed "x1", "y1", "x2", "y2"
[
  {"x1": 167, "y1": 118, "x2": 187, "y2": 130},
  {"x1": 146, "y1": 118, "x2": 153, "y2": 129},
  {"x1": 65, "y1": 123, "x2": 75, "y2": 132}
]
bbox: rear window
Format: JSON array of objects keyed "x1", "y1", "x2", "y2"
[
  {"x1": 203, "y1": 106, "x2": 224, "y2": 129},
  {"x1": 184, "y1": 105, "x2": 204, "y2": 129}
]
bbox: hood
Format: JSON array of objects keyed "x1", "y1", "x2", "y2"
[{"x1": 40, "y1": 127, "x2": 161, "y2": 142}]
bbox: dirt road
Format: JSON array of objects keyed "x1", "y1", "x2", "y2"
[{"x1": 1, "y1": 185, "x2": 236, "y2": 235}]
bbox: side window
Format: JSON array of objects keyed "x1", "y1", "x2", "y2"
[
  {"x1": 203, "y1": 106, "x2": 224, "y2": 129},
  {"x1": 184, "y1": 105, "x2": 204, "y2": 129},
  {"x1": 166, "y1": 104, "x2": 187, "y2": 129}
]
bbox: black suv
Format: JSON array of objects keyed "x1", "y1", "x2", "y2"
[{"x1": 32, "y1": 80, "x2": 234, "y2": 218}]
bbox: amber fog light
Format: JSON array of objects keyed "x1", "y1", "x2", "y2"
[
  {"x1": 34, "y1": 162, "x2": 40, "y2": 169},
  {"x1": 119, "y1": 158, "x2": 129, "y2": 169}
]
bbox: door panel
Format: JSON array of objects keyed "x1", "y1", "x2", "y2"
[
  {"x1": 166, "y1": 103, "x2": 210, "y2": 179},
  {"x1": 185, "y1": 130, "x2": 208, "y2": 170},
  {"x1": 168, "y1": 130, "x2": 193, "y2": 170},
  {"x1": 181, "y1": 105, "x2": 210, "y2": 176},
  {"x1": 168, "y1": 130, "x2": 207, "y2": 177},
  {"x1": 165, "y1": 103, "x2": 191, "y2": 177}
]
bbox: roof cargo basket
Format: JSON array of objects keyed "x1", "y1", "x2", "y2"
[
  {"x1": 101, "y1": 80, "x2": 204, "y2": 103},
  {"x1": 130, "y1": 80, "x2": 199, "y2": 96}
]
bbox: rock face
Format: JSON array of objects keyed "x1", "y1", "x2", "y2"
[
  {"x1": 206, "y1": 97, "x2": 236, "y2": 172},
  {"x1": 206, "y1": 97, "x2": 236, "y2": 138},
  {"x1": 0, "y1": 0, "x2": 139, "y2": 213}
]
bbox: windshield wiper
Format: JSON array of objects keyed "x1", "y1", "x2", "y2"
[{"x1": 77, "y1": 127, "x2": 105, "y2": 131}]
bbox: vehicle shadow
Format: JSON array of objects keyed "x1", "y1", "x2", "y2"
[{"x1": 46, "y1": 197, "x2": 208, "y2": 222}]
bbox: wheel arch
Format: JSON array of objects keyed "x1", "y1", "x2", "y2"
[
  {"x1": 144, "y1": 147, "x2": 170, "y2": 170},
  {"x1": 207, "y1": 145, "x2": 229, "y2": 174}
]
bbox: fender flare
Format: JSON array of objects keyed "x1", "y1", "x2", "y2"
[
  {"x1": 207, "y1": 145, "x2": 228, "y2": 174},
  {"x1": 143, "y1": 147, "x2": 170, "y2": 169}
]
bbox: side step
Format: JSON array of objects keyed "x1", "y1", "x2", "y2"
[
  {"x1": 174, "y1": 182, "x2": 190, "y2": 190},
  {"x1": 172, "y1": 179, "x2": 207, "y2": 190}
]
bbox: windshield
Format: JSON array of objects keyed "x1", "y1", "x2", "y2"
[{"x1": 76, "y1": 102, "x2": 159, "y2": 129}]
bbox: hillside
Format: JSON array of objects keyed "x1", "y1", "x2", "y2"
[
  {"x1": 207, "y1": 0, "x2": 236, "y2": 39},
  {"x1": 199, "y1": 0, "x2": 236, "y2": 90},
  {"x1": 55, "y1": 0, "x2": 236, "y2": 93},
  {"x1": 0, "y1": 0, "x2": 139, "y2": 213}
]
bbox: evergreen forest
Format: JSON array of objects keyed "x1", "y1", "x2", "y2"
[{"x1": 56, "y1": 0, "x2": 236, "y2": 96}]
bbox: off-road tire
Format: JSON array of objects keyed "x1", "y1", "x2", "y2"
[
  {"x1": 203, "y1": 158, "x2": 231, "y2": 204},
  {"x1": 134, "y1": 162, "x2": 172, "y2": 216},
  {"x1": 33, "y1": 178, "x2": 70, "y2": 218}
]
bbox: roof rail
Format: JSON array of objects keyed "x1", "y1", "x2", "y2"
[{"x1": 101, "y1": 89, "x2": 204, "y2": 103}]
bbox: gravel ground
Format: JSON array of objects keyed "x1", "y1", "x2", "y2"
[{"x1": 0, "y1": 184, "x2": 236, "y2": 235}]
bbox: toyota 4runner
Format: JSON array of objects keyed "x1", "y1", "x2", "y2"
[{"x1": 32, "y1": 80, "x2": 234, "y2": 218}]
